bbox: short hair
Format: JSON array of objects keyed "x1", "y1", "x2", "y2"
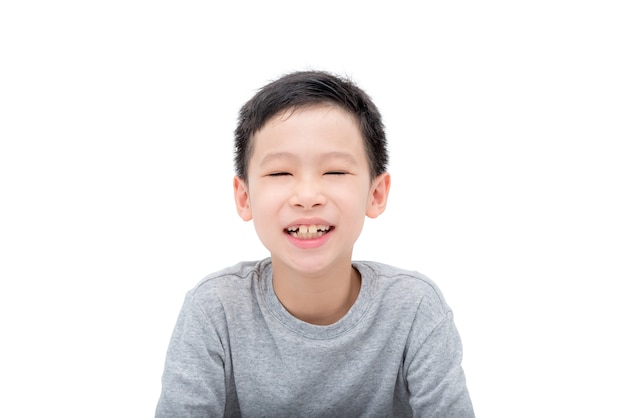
[{"x1": 234, "y1": 70, "x2": 388, "y2": 181}]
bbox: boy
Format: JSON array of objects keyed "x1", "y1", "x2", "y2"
[{"x1": 156, "y1": 70, "x2": 474, "y2": 417}]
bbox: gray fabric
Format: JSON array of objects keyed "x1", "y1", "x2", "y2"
[{"x1": 156, "y1": 258, "x2": 474, "y2": 417}]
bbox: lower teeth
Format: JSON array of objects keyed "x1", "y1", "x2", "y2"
[{"x1": 291, "y1": 231, "x2": 325, "y2": 239}]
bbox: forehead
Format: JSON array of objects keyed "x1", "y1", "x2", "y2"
[{"x1": 251, "y1": 104, "x2": 365, "y2": 156}]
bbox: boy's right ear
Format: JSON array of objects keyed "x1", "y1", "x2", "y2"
[{"x1": 233, "y1": 176, "x2": 253, "y2": 221}]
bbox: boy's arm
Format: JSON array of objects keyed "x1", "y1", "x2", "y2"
[
  {"x1": 155, "y1": 292, "x2": 228, "y2": 417},
  {"x1": 405, "y1": 310, "x2": 475, "y2": 417}
]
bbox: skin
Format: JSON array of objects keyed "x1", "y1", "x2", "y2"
[{"x1": 234, "y1": 105, "x2": 390, "y2": 325}]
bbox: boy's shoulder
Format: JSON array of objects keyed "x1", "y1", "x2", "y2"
[
  {"x1": 355, "y1": 260, "x2": 451, "y2": 312},
  {"x1": 198, "y1": 258, "x2": 269, "y2": 283},
  {"x1": 355, "y1": 260, "x2": 440, "y2": 289},
  {"x1": 188, "y1": 258, "x2": 270, "y2": 299}
]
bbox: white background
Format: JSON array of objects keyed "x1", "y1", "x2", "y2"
[{"x1": 1, "y1": 1, "x2": 624, "y2": 416}]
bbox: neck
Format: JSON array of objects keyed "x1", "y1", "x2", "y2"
[{"x1": 272, "y1": 260, "x2": 361, "y2": 326}]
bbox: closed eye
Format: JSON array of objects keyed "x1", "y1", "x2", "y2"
[
  {"x1": 325, "y1": 171, "x2": 348, "y2": 175},
  {"x1": 268, "y1": 172, "x2": 291, "y2": 177}
]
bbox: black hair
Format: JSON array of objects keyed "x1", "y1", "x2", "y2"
[{"x1": 234, "y1": 70, "x2": 388, "y2": 181}]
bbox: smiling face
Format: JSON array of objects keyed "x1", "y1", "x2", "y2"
[{"x1": 234, "y1": 104, "x2": 390, "y2": 277}]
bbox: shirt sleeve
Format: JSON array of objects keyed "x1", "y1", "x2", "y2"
[
  {"x1": 405, "y1": 310, "x2": 475, "y2": 417},
  {"x1": 155, "y1": 292, "x2": 228, "y2": 417}
]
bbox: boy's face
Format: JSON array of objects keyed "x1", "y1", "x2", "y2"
[{"x1": 234, "y1": 105, "x2": 390, "y2": 276}]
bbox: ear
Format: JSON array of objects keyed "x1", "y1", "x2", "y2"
[
  {"x1": 366, "y1": 172, "x2": 391, "y2": 219},
  {"x1": 233, "y1": 176, "x2": 253, "y2": 221}
]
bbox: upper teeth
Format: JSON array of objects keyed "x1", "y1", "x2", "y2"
[
  {"x1": 287, "y1": 224, "x2": 330, "y2": 237},
  {"x1": 287, "y1": 225, "x2": 330, "y2": 233}
]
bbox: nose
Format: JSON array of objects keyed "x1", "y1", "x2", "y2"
[{"x1": 289, "y1": 176, "x2": 326, "y2": 209}]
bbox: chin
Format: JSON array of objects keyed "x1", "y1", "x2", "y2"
[{"x1": 276, "y1": 250, "x2": 348, "y2": 275}]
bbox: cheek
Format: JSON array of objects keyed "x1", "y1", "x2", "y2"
[
  {"x1": 249, "y1": 185, "x2": 285, "y2": 217},
  {"x1": 332, "y1": 183, "x2": 371, "y2": 210}
]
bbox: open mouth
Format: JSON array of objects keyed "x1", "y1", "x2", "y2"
[{"x1": 285, "y1": 224, "x2": 334, "y2": 239}]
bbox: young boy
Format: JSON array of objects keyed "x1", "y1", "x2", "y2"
[{"x1": 156, "y1": 70, "x2": 474, "y2": 417}]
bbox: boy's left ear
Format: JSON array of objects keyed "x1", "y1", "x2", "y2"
[{"x1": 366, "y1": 172, "x2": 391, "y2": 219}]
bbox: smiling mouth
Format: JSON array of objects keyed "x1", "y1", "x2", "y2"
[{"x1": 285, "y1": 224, "x2": 333, "y2": 239}]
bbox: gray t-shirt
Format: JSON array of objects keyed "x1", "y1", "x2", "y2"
[{"x1": 156, "y1": 258, "x2": 474, "y2": 417}]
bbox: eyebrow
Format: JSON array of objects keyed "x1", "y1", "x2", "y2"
[{"x1": 259, "y1": 151, "x2": 358, "y2": 167}]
